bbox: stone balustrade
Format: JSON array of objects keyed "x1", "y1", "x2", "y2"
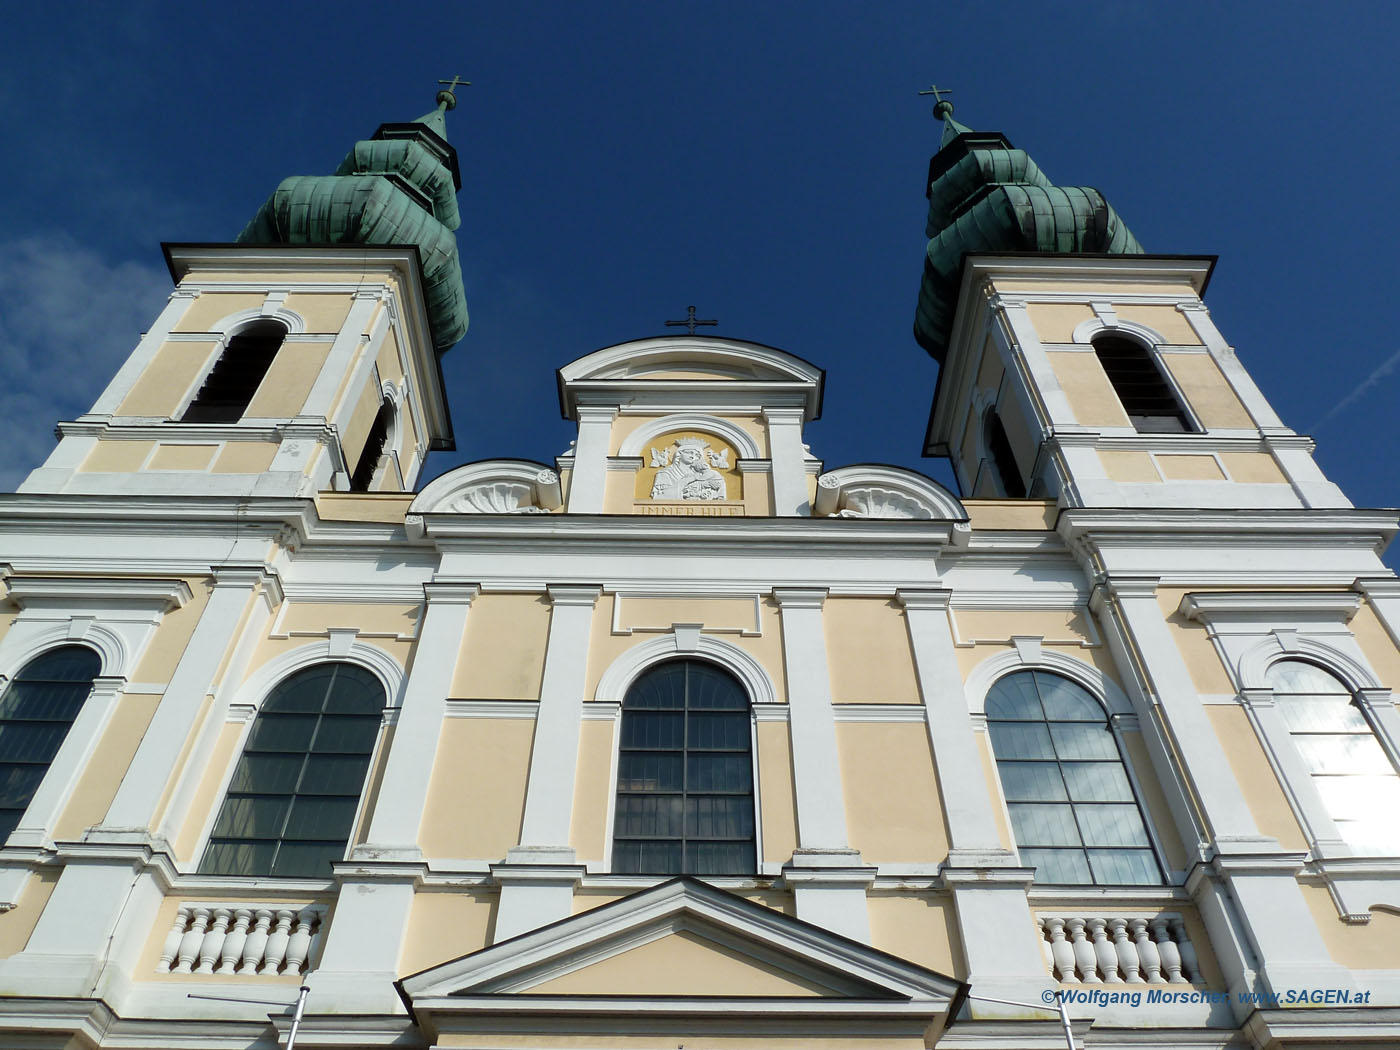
[
  {"x1": 1038, "y1": 913, "x2": 1200, "y2": 985},
  {"x1": 156, "y1": 903, "x2": 326, "y2": 976}
]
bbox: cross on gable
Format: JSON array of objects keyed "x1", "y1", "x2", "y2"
[{"x1": 665, "y1": 306, "x2": 718, "y2": 335}]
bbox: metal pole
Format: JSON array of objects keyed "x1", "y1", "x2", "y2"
[
  {"x1": 284, "y1": 985, "x2": 310, "y2": 1050},
  {"x1": 1055, "y1": 989, "x2": 1078, "y2": 1050},
  {"x1": 963, "y1": 992, "x2": 1076, "y2": 1050}
]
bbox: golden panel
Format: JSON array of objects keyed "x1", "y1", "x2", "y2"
[
  {"x1": 1218, "y1": 452, "x2": 1287, "y2": 484},
  {"x1": 1026, "y1": 302, "x2": 1096, "y2": 343},
  {"x1": 1205, "y1": 705, "x2": 1307, "y2": 849},
  {"x1": 1300, "y1": 883, "x2": 1400, "y2": 969},
  {"x1": 1099, "y1": 450, "x2": 1160, "y2": 483},
  {"x1": 171, "y1": 719, "x2": 244, "y2": 863},
  {"x1": 1155, "y1": 454, "x2": 1226, "y2": 482},
  {"x1": 81, "y1": 440, "x2": 154, "y2": 474},
  {"x1": 823, "y1": 598, "x2": 920, "y2": 703},
  {"x1": 837, "y1": 723, "x2": 947, "y2": 862},
  {"x1": 116, "y1": 341, "x2": 216, "y2": 417},
  {"x1": 400, "y1": 891, "x2": 497, "y2": 975},
  {"x1": 211, "y1": 441, "x2": 278, "y2": 474},
  {"x1": 171, "y1": 292, "x2": 267, "y2": 332},
  {"x1": 757, "y1": 721, "x2": 798, "y2": 863},
  {"x1": 530, "y1": 929, "x2": 829, "y2": 996},
  {"x1": 634, "y1": 431, "x2": 741, "y2": 502},
  {"x1": 571, "y1": 719, "x2": 615, "y2": 862},
  {"x1": 1114, "y1": 304, "x2": 1203, "y2": 345},
  {"x1": 1162, "y1": 353, "x2": 1255, "y2": 429},
  {"x1": 455, "y1": 593, "x2": 551, "y2": 699},
  {"x1": 419, "y1": 718, "x2": 534, "y2": 858},
  {"x1": 1045, "y1": 351, "x2": 1132, "y2": 427},
  {"x1": 281, "y1": 291, "x2": 354, "y2": 333},
  {"x1": 313, "y1": 493, "x2": 415, "y2": 523},
  {"x1": 147, "y1": 443, "x2": 217, "y2": 472},
  {"x1": 53, "y1": 692, "x2": 159, "y2": 841},
  {"x1": 246, "y1": 341, "x2": 333, "y2": 417},
  {"x1": 866, "y1": 896, "x2": 963, "y2": 978},
  {"x1": 0, "y1": 868, "x2": 59, "y2": 958},
  {"x1": 951, "y1": 607, "x2": 1097, "y2": 647},
  {"x1": 962, "y1": 500, "x2": 1056, "y2": 531}
]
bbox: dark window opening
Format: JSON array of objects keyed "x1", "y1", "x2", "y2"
[
  {"x1": 0, "y1": 645, "x2": 100, "y2": 842},
  {"x1": 181, "y1": 321, "x2": 286, "y2": 423},
  {"x1": 350, "y1": 400, "x2": 393, "y2": 492},
  {"x1": 200, "y1": 662, "x2": 384, "y2": 879},
  {"x1": 1093, "y1": 335, "x2": 1192, "y2": 433},
  {"x1": 985, "y1": 409, "x2": 1026, "y2": 498},
  {"x1": 612, "y1": 659, "x2": 755, "y2": 876}
]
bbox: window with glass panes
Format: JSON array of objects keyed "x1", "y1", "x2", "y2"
[
  {"x1": 612, "y1": 659, "x2": 755, "y2": 875},
  {"x1": 0, "y1": 646, "x2": 100, "y2": 843},
  {"x1": 1266, "y1": 659, "x2": 1400, "y2": 853},
  {"x1": 986, "y1": 671, "x2": 1162, "y2": 885},
  {"x1": 200, "y1": 663, "x2": 383, "y2": 878}
]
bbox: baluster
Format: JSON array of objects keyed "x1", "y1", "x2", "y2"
[
  {"x1": 1088, "y1": 917, "x2": 1122, "y2": 982},
  {"x1": 173, "y1": 907, "x2": 210, "y2": 974},
  {"x1": 1152, "y1": 917, "x2": 1186, "y2": 983},
  {"x1": 1067, "y1": 917, "x2": 1100, "y2": 983},
  {"x1": 283, "y1": 907, "x2": 319, "y2": 976},
  {"x1": 240, "y1": 909, "x2": 274, "y2": 974},
  {"x1": 1107, "y1": 917, "x2": 1143, "y2": 983},
  {"x1": 1130, "y1": 918, "x2": 1162, "y2": 982},
  {"x1": 1042, "y1": 917, "x2": 1078, "y2": 983},
  {"x1": 1170, "y1": 917, "x2": 1200, "y2": 984},
  {"x1": 217, "y1": 909, "x2": 252, "y2": 975},
  {"x1": 156, "y1": 906, "x2": 190, "y2": 973},
  {"x1": 259, "y1": 909, "x2": 296, "y2": 975},
  {"x1": 195, "y1": 908, "x2": 231, "y2": 974}
]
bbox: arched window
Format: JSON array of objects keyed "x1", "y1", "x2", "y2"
[
  {"x1": 613, "y1": 659, "x2": 755, "y2": 876},
  {"x1": 350, "y1": 398, "x2": 394, "y2": 492},
  {"x1": 0, "y1": 645, "x2": 101, "y2": 843},
  {"x1": 986, "y1": 670, "x2": 1162, "y2": 885},
  {"x1": 1093, "y1": 334, "x2": 1193, "y2": 433},
  {"x1": 1266, "y1": 659, "x2": 1400, "y2": 852},
  {"x1": 181, "y1": 320, "x2": 286, "y2": 423},
  {"x1": 200, "y1": 663, "x2": 384, "y2": 878},
  {"x1": 983, "y1": 407, "x2": 1026, "y2": 498}
]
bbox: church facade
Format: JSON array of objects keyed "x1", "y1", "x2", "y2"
[{"x1": 0, "y1": 91, "x2": 1398, "y2": 1050}]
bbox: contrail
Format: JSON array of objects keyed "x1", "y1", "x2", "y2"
[{"x1": 1307, "y1": 346, "x2": 1400, "y2": 434}]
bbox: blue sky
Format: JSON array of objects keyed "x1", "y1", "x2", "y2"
[{"x1": 2, "y1": 3, "x2": 1397, "y2": 563}]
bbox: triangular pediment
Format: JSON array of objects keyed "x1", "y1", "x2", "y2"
[{"x1": 399, "y1": 879, "x2": 961, "y2": 1009}]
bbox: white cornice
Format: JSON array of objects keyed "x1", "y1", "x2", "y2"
[
  {"x1": 4, "y1": 576, "x2": 191, "y2": 610},
  {"x1": 1179, "y1": 591, "x2": 1362, "y2": 624}
]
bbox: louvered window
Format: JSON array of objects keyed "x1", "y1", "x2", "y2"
[
  {"x1": 0, "y1": 646, "x2": 100, "y2": 843},
  {"x1": 200, "y1": 663, "x2": 383, "y2": 878},
  {"x1": 181, "y1": 321, "x2": 285, "y2": 423},
  {"x1": 613, "y1": 660, "x2": 755, "y2": 876},
  {"x1": 984, "y1": 408, "x2": 1026, "y2": 498},
  {"x1": 1093, "y1": 335, "x2": 1192, "y2": 433}
]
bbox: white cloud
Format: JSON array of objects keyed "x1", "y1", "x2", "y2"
[{"x1": 0, "y1": 235, "x2": 169, "y2": 490}]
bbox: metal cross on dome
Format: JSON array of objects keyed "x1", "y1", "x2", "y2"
[
  {"x1": 665, "y1": 306, "x2": 718, "y2": 335},
  {"x1": 436, "y1": 76, "x2": 471, "y2": 108},
  {"x1": 919, "y1": 83, "x2": 955, "y2": 119}
]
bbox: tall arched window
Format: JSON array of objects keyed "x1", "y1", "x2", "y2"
[
  {"x1": 983, "y1": 407, "x2": 1026, "y2": 498},
  {"x1": 613, "y1": 659, "x2": 755, "y2": 876},
  {"x1": 0, "y1": 645, "x2": 101, "y2": 843},
  {"x1": 1093, "y1": 334, "x2": 1193, "y2": 433},
  {"x1": 181, "y1": 320, "x2": 286, "y2": 423},
  {"x1": 986, "y1": 670, "x2": 1162, "y2": 885},
  {"x1": 1266, "y1": 659, "x2": 1400, "y2": 852},
  {"x1": 200, "y1": 663, "x2": 384, "y2": 878}
]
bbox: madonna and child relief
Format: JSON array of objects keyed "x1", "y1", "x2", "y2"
[{"x1": 646, "y1": 435, "x2": 733, "y2": 501}]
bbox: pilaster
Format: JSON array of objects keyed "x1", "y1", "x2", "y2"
[
  {"x1": 565, "y1": 407, "x2": 619, "y2": 513},
  {"x1": 762, "y1": 408, "x2": 811, "y2": 516}
]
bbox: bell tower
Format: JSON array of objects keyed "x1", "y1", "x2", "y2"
[
  {"x1": 916, "y1": 99, "x2": 1346, "y2": 511},
  {"x1": 20, "y1": 87, "x2": 471, "y2": 499}
]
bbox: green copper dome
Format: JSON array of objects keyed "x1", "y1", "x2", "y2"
[
  {"x1": 237, "y1": 101, "x2": 469, "y2": 353},
  {"x1": 914, "y1": 108, "x2": 1142, "y2": 361}
]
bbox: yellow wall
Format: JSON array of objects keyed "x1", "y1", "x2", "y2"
[
  {"x1": 419, "y1": 717, "x2": 534, "y2": 859},
  {"x1": 757, "y1": 722, "x2": 798, "y2": 863},
  {"x1": 313, "y1": 493, "x2": 415, "y2": 523},
  {"x1": 962, "y1": 500, "x2": 1056, "y2": 531},
  {"x1": 246, "y1": 341, "x2": 333, "y2": 418},
  {"x1": 1114, "y1": 305, "x2": 1203, "y2": 345},
  {"x1": 147, "y1": 443, "x2": 217, "y2": 471},
  {"x1": 824, "y1": 600, "x2": 921, "y2": 703},
  {"x1": 172, "y1": 719, "x2": 246, "y2": 863},
  {"x1": 1045, "y1": 351, "x2": 1132, "y2": 427},
  {"x1": 117, "y1": 341, "x2": 216, "y2": 418},
  {"x1": 0, "y1": 869, "x2": 59, "y2": 958},
  {"x1": 1156, "y1": 454, "x2": 1226, "y2": 482},
  {"x1": 53, "y1": 692, "x2": 160, "y2": 840},
  {"x1": 951, "y1": 607, "x2": 1097, "y2": 648},
  {"x1": 1350, "y1": 602, "x2": 1400, "y2": 687},
  {"x1": 867, "y1": 896, "x2": 963, "y2": 978},
  {"x1": 81, "y1": 440, "x2": 154, "y2": 473},
  {"x1": 571, "y1": 718, "x2": 615, "y2": 862},
  {"x1": 131, "y1": 578, "x2": 212, "y2": 683},
  {"x1": 171, "y1": 293, "x2": 267, "y2": 333},
  {"x1": 1162, "y1": 354, "x2": 1254, "y2": 429},
  {"x1": 1301, "y1": 885, "x2": 1400, "y2": 970},
  {"x1": 1026, "y1": 303, "x2": 1095, "y2": 344},
  {"x1": 1205, "y1": 705, "x2": 1307, "y2": 849},
  {"x1": 276, "y1": 602, "x2": 421, "y2": 640},
  {"x1": 341, "y1": 371, "x2": 383, "y2": 473},
  {"x1": 1100, "y1": 450, "x2": 1159, "y2": 483},
  {"x1": 400, "y1": 890, "x2": 498, "y2": 975},
  {"x1": 211, "y1": 441, "x2": 279, "y2": 473},
  {"x1": 1218, "y1": 452, "x2": 1287, "y2": 484},
  {"x1": 282, "y1": 292, "x2": 353, "y2": 333},
  {"x1": 837, "y1": 723, "x2": 947, "y2": 863},
  {"x1": 610, "y1": 414, "x2": 769, "y2": 458},
  {"x1": 454, "y1": 593, "x2": 550, "y2": 699},
  {"x1": 1157, "y1": 589, "x2": 1235, "y2": 695},
  {"x1": 1120, "y1": 730, "x2": 1188, "y2": 871}
]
